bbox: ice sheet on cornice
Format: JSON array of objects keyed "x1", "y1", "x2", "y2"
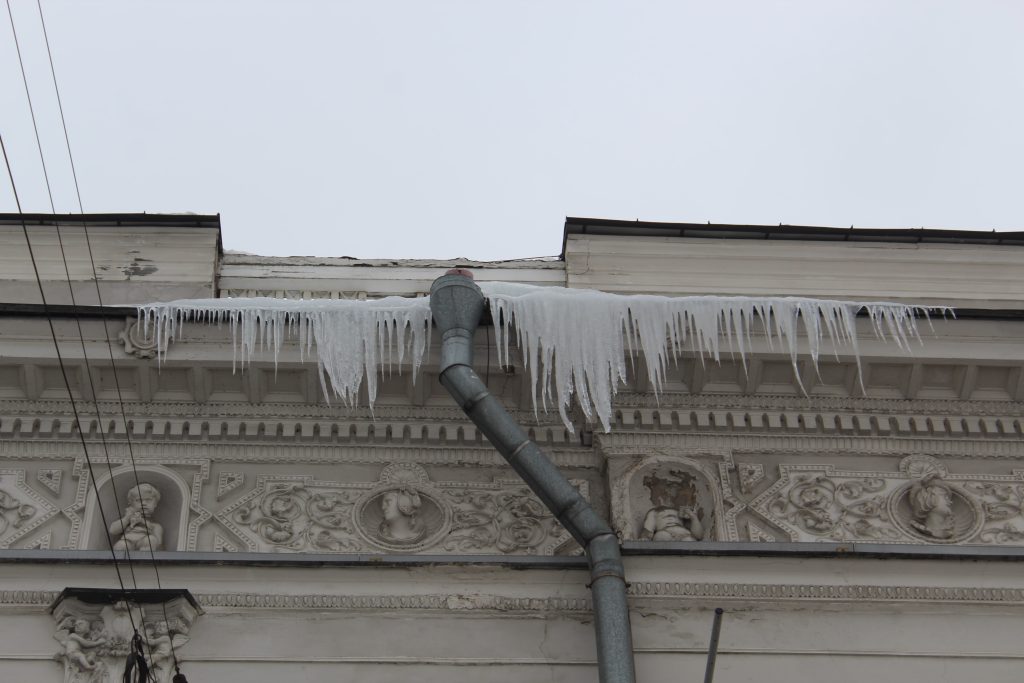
[{"x1": 138, "y1": 283, "x2": 946, "y2": 433}]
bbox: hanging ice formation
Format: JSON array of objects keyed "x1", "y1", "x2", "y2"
[
  {"x1": 138, "y1": 283, "x2": 946, "y2": 433},
  {"x1": 137, "y1": 296, "x2": 434, "y2": 408}
]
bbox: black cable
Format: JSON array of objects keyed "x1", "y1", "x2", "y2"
[
  {"x1": 5, "y1": 0, "x2": 142, "y2": 592},
  {"x1": 3, "y1": 7, "x2": 166, "y2": 675},
  {"x1": 1, "y1": 133, "x2": 135, "y2": 608},
  {"x1": 34, "y1": 3, "x2": 180, "y2": 673},
  {"x1": 4, "y1": 0, "x2": 54, "y2": 209},
  {"x1": 34, "y1": 0, "x2": 82, "y2": 212}
]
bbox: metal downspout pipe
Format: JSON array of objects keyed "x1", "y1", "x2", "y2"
[{"x1": 430, "y1": 272, "x2": 637, "y2": 683}]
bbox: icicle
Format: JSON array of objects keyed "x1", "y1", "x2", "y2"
[
  {"x1": 480, "y1": 282, "x2": 948, "y2": 434},
  {"x1": 138, "y1": 283, "x2": 947, "y2": 437},
  {"x1": 137, "y1": 296, "x2": 432, "y2": 410}
]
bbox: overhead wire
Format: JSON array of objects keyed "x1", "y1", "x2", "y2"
[
  {"x1": 5, "y1": 0, "x2": 142, "y2": 596},
  {"x1": 34, "y1": 1, "x2": 184, "y2": 676},
  {"x1": 5, "y1": 3, "x2": 164, "y2": 678},
  {"x1": 1, "y1": 133, "x2": 135, "y2": 608}
]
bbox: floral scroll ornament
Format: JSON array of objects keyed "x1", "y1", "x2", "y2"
[
  {"x1": 233, "y1": 483, "x2": 361, "y2": 551},
  {"x1": 118, "y1": 317, "x2": 161, "y2": 359},
  {"x1": 444, "y1": 488, "x2": 561, "y2": 554},
  {"x1": 966, "y1": 483, "x2": 1024, "y2": 543},
  {"x1": 767, "y1": 474, "x2": 899, "y2": 541},
  {"x1": 0, "y1": 488, "x2": 36, "y2": 535}
]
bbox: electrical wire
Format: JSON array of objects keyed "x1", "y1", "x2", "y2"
[
  {"x1": 34, "y1": 2, "x2": 183, "y2": 674},
  {"x1": 5, "y1": 0, "x2": 142, "y2": 594},
  {"x1": 2, "y1": 133, "x2": 135, "y2": 606},
  {"x1": 4, "y1": 4, "x2": 164, "y2": 678}
]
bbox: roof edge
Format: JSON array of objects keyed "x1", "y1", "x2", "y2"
[
  {"x1": 0, "y1": 212, "x2": 221, "y2": 228},
  {"x1": 562, "y1": 217, "x2": 1024, "y2": 257}
]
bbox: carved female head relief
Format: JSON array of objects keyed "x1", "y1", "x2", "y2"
[
  {"x1": 889, "y1": 456, "x2": 982, "y2": 544},
  {"x1": 378, "y1": 487, "x2": 424, "y2": 543},
  {"x1": 355, "y1": 463, "x2": 449, "y2": 551}
]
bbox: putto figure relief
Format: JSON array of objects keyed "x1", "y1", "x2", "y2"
[
  {"x1": 145, "y1": 619, "x2": 190, "y2": 683},
  {"x1": 639, "y1": 470, "x2": 705, "y2": 541},
  {"x1": 52, "y1": 591, "x2": 199, "y2": 683},
  {"x1": 109, "y1": 483, "x2": 164, "y2": 551},
  {"x1": 54, "y1": 617, "x2": 107, "y2": 682}
]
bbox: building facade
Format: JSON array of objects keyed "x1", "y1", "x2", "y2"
[{"x1": 0, "y1": 213, "x2": 1022, "y2": 682}]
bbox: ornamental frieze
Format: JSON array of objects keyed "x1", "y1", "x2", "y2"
[
  {"x1": 216, "y1": 463, "x2": 584, "y2": 555},
  {"x1": 748, "y1": 455, "x2": 1024, "y2": 545}
]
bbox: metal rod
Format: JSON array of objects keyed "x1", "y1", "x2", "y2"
[{"x1": 703, "y1": 607, "x2": 724, "y2": 683}]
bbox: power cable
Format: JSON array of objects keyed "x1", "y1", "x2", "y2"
[
  {"x1": 5, "y1": 5, "x2": 161, "y2": 678},
  {"x1": 34, "y1": 2, "x2": 184, "y2": 675},
  {"x1": 1, "y1": 133, "x2": 135, "y2": 608},
  {"x1": 5, "y1": 0, "x2": 142, "y2": 595}
]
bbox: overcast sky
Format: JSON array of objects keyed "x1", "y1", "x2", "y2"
[{"x1": 2, "y1": 1, "x2": 1022, "y2": 260}]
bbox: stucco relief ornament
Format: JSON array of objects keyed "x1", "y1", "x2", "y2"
[
  {"x1": 737, "y1": 462, "x2": 765, "y2": 495},
  {"x1": 145, "y1": 620, "x2": 189, "y2": 683},
  {"x1": 639, "y1": 469, "x2": 705, "y2": 541},
  {"x1": 890, "y1": 458, "x2": 981, "y2": 543},
  {"x1": 52, "y1": 594, "x2": 198, "y2": 683},
  {"x1": 117, "y1": 317, "x2": 162, "y2": 359},
  {"x1": 0, "y1": 487, "x2": 36, "y2": 535},
  {"x1": 356, "y1": 464, "x2": 448, "y2": 551},
  {"x1": 54, "y1": 617, "x2": 107, "y2": 683},
  {"x1": 965, "y1": 482, "x2": 1024, "y2": 543},
  {"x1": 233, "y1": 482, "x2": 361, "y2": 551},
  {"x1": 443, "y1": 488, "x2": 559, "y2": 554},
  {"x1": 218, "y1": 466, "x2": 576, "y2": 554},
  {"x1": 109, "y1": 483, "x2": 164, "y2": 551},
  {"x1": 766, "y1": 473, "x2": 899, "y2": 541}
]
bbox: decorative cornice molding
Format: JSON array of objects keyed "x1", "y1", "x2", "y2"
[
  {"x1": 0, "y1": 441, "x2": 598, "y2": 469},
  {"x1": 598, "y1": 433, "x2": 1024, "y2": 460},
  {"x1": 4, "y1": 582, "x2": 1023, "y2": 610},
  {"x1": 614, "y1": 392, "x2": 1024, "y2": 417},
  {"x1": 4, "y1": 398, "x2": 1022, "y2": 445},
  {"x1": 0, "y1": 400, "x2": 530, "y2": 422},
  {"x1": 627, "y1": 581, "x2": 1024, "y2": 605},
  {"x1": 0, "y1": 400, "x2": 581, "y2": 447},
  {"x1": 606, "y1": 404, "x2": 1023, "y2": 439},
  {"x1": 194, "y1": 592, "x2": 592, "y2": 611}
]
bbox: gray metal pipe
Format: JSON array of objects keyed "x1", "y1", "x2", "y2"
[
  {"x1": 430, "y1": 272, "x2": 637, "y2": 683},
  {"x1": 704, "y1": 608, "x2": 724, "y2": 683}
]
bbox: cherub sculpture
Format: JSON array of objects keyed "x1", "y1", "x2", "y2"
[
  {"x1": 109, "y1": 483, "x2": 164, "y2": 551},
  {"x1": 639, "y1": 470, "x2": 705, "y2": 541},
  {"x1": 54, "y1": 617, "x2": 107, "y2": 680},
  {"x1": 145, "y1": 620, "x2": 190, "y2": 683}
]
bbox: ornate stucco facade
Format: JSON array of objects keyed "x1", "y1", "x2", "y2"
[{"x1": 0, "y1": 214, "x2": 1022, "y2": 682}]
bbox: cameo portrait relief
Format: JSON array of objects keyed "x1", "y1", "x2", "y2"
[
  {"x1": 378, "y1": 487, "x2": 426, "y2": 544},
  {"x1": 355, "y1": 464, "x2": 449, "y2": 551},
  {"x1": 890, "y1": 458, "x2": 982, "y2": 544}
]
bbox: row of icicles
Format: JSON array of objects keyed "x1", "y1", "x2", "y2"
[{"x1": 137, "y1": 282, "x2": 947, "y2": 433}]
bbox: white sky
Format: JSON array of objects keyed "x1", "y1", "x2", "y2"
[{"x1": 2, "y1": 1, "x2": 1022, "y2": 260}]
